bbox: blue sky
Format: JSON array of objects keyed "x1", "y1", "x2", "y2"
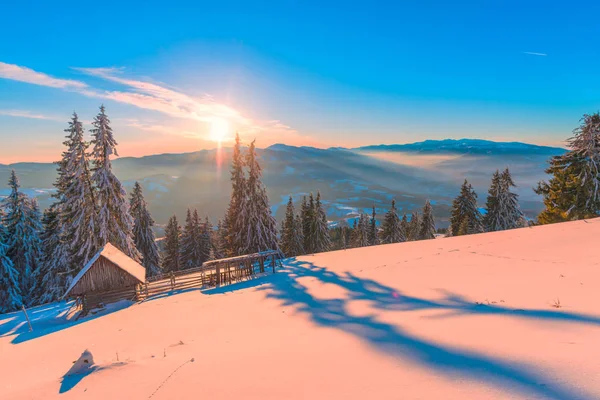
[{"x1": 1, "y1": 0, "x2": 599, "y2": 162}]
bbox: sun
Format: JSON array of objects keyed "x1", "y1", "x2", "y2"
[{"x1": 209, "y1": 118, "x2": 230, "y2": 143}]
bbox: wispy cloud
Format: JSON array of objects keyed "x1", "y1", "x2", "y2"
[
  {"x1": 0, "y1": 61, "x2": 314, "y2": 147},
  {"x1": 0, "y1": 109, "x2": 62, "y2": 121},
  {"x1": 0, "y1": 62, "x2": 88, "y2": 89},
  {"x1": 523, "y1": 51, "x2": 547, "y2": 57}
]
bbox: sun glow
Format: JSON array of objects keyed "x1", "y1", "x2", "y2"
[{"x1": 209, "y1": 118, "x2": 230, "y2": 143}]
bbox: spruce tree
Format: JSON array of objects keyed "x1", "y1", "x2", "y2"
[
  {"x1": 301, "y1": 195, "x2": 314, "y2": 253},
  {"x1": 400, "y1": 213, "x2": 409, "y2": 240},
  {"x1": 483, "y1": 170, "x2": 502, "y2": 232},
  {"x1": 498, "y1": 168, "x2": 523, "y2": 230},
  {"x1": 180, "y1": 209, "x2": 202, "y2": 270},
  {"x1": 407, "y1": 212, "x2": 421, "y2": 241},
  {"x1": 130, "y1": 182, "x2": 161, "y2": 277},
  {"x1": 214, "y1": 219, "x2": 227, "y2": 259},
  {"x1": 381, "y1": 200, "x2": 404, "y2": 244},
  {"x1": 536, "y1": 113, "x2": 600, "y2": 223},
  {"x1": 418, "y1": 200, "x2": 436, "y2": 240},
  {"x1": 294, "y1": 214, "x2": 305, "y2": 254},
  {"x1": 312, "y1": 192, "x2": 331, "y2": 253},
  {"x1": 0, "y1": 220, "x2": 21, "y2": 313},
  {"x1": 162, "y1": 215, "x2": 181, "y2": 273},
  {"x1": 369, "y1": 205, "x2": 379, "y2": 246},
  {"x1": 90, "y1": 105, "x2": 140, "y2": 260},
  {"x1": 351, "y1": 213, "x2": 370, "y2": 248},
  {"x1": 60, "y1": 113, "x2": 98, "y2": 275},
  {"x1": 450, "y1": 179, "x2": 483, "y2": 236},
  {"x1": 3, "y1": 171, "x2": 42, "y2": 305},
  {"x1": 200, "y1": 216, "x2": 213, "y2": 263},
  {"x1": 280, "y1": 196, "x2": 304, "y2": 257},
  {"x1": 224, "y1": 132, "x2": 246, "y2": 256}
]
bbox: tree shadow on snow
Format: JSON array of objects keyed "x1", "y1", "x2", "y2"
[{"x1": 252, "y1": 259, "x2": 599, "y2": 400}]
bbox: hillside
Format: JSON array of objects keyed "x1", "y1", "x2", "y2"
[
  {"x1": 0, "y1": 139, "x2": 564, "y2": 227},
  {"x1": 1, "y1": 218, "x2": 599, "y2": 400}
]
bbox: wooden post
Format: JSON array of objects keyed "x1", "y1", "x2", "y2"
[
  {"x1": 216, "y1": 264, "x2": 221, "y2": 286},
  {"x1": 21, "y1": 305, "x2": 33, "y2": 332},
  {"x1": 170, "y1": 272, "x2": 175, "y2": 290},
  {"x1": 259, "y1": 257, "x2": 265, "y2": 273},
  {"x1": 272, "y1": 254, "x2": 276, "y2": 273}
]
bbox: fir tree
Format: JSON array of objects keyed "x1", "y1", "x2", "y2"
[
  {"x1": 400, "y1": 213, "x2": 409, "y2": 240},
  {"x1": 312, "y1": 192, "x2": 331, "y2": 253},
  {"x1": 239, "y1": 140, "x2": 279, "y2": 254},
  {"x1": 180, "y1": 209, "x2": 202, "y2": 270},
  {"x1": 0, "y1": 220, "x2": 21, "y2": 313},
  {"x1": 60, "y1": 113, "x2": 98, "y2": 275},
  {"x1": 200, "y1": 216, "x2": 212, "y2": 263},
  {"x1": 280, "y1": 196, "x2": 304, "y2": 257},
  {"x1": 536, "y1": 113, "x2": 600, "y2": 223},
  {"x1": 407, "y1": 212, "x2": 421, "y2": 241},
  {"x1": 483, "y1": 170, "x2": 502, "y2": 232},
  {"x1": 3, "y1": 171, "x2": 42, "y2": 305},
  {"x1": 418, "y1": 200, "x2": 436, "y2": 240},
  {"x1": 214, "y1": 219, "x2": 227, "y2": 259},
  {"x1": 301, "y1": 195, "x2": 314, "y2": 253},
  {"x1": 224, "y1": 132, "x2": 246, "y2": 256},
  {"x1": 351, "y1": 214, "x2": 370, "y2": 248},
  {"x1": 130, "y1": 182, "x2": 161, "y2": 277},
  {"x1": 450, "y1": 179, "x2": 483, "y2": 236},
  {"x1": 90, "y1": 105, "x2": 140, "y2": 260},
  {"x1": 369, "y1": 205, "x2": 379, "y2": 246},
  {"x1": 36, "y1": 205, "x2": 71, "y2": 304},
  {"x1": 498, "y1": 168, "x2": 523, "y2": 230},
  {"x1": 381, "y1": 200, "x2": 404, "y2": 244},
  {"x1": 162, "y1": 215, "x2": 181, "y2": 273}
]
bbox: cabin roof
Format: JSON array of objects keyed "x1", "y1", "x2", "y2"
[{"x1": 63, "y1": 243, "x2": 146, "y2": 298}]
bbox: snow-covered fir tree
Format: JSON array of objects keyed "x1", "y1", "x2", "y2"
[
  {"x1": 450, "y1": 179, "x2": 483, "y2": 236},
  {"x1": 200, "y1": 215, "x2": 213, "y2": 263},
  {"x1": 497, "y1": 168, "x2": 523, "y2": 230},
  {"x1": 223, "y1": 133, "x2": 246, "y2": 256},
  {"x1": 214, "y1": 219, "x2": 227, "y2": 259},
  {"x1": 311, "y1": 192, "x2": 331, "y2": 253},
  {"x1": 301, "y1": 195, "x2": 314, "y2": 253},
  {"x1": 351, "y1": 213, "x2": 370, "y2": 248},
  {"x1": 294, "y1": 214, "x2": 305, "y2": 253},
  {"x1": 407, "y1": 212, "x2": 421, "y2": 241},
  {"x1": 36, "y1": 205, "x2": 71, "y2": 304},
  {"x1": 280, "y1": 196, "x2": 304, "y2": 257},
  {"x1": 162, "y1": 215, "x2": 181, "y2": 273},
  {"x1": 369, "y1": 205, "x2": 379, "y2": 246},
  {"x1": 0, "y1": 220, "x2": 21, "y2": 313},
  {"x1": 418, "y1": 200, "x2": 436, "y2": 240},
  {"x1": 536, "y1": 113, "x2": 600, "y2": 223},
  {"x1": 180, "y1": 209, "x2": 203, "y2": 270},
  {"x1": 60, "y1": 113, "x2": 99, "y2": 275},
  {"x1": 3, "y1": 171, "x2": 42, "y2": 305},
  {"x1": 400, "y1": 213, "x2": 409, "y2": 240},
  {"x1": 90, "y1": 105, "x2": 140, "y2": 260},
  {"x1": 130, "y1": 182, "x2": 161, "y2": 277},
  {"x1": 239, "y1": 140, "x2": 279, "y2": 254},
  {"x1": 483, "y1": 170, "x2": 502, "y2": 232},
  {"x1": 381, "y1": 199, "x2": 404, "y2": 244}
]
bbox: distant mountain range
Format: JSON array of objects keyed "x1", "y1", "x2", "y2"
[{"x1": 0, "y1": 139, "x2": 566, "y2": 231}]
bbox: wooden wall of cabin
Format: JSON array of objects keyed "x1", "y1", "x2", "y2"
[{"x1": 70, "y1": 257, "x2": 141, "y2": 296}]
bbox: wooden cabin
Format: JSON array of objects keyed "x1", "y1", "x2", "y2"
[{"x1": 63, "y1": 243, "x2": 146, "y2": 315}]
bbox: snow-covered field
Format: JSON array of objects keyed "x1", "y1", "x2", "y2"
[{"x1": 2, "y1": 219, "x2": 599, "y2": 399}]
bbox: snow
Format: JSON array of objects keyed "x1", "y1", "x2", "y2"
[{"x1": 2, "y1": 218, "x2": 600, "y2": 399}]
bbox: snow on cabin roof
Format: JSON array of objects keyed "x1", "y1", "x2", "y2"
[{"x1": 63, "y1": 243, "x2": 146, "y2": 298}]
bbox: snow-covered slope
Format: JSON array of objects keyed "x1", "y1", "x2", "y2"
[{"x1": 2, "y1": 219, "x2": 599, "y2": 399}]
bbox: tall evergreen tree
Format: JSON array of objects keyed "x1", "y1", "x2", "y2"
[
  {"x1": 351, "y1": 213, "x2": 370, "y2": 248},
  {"x1": 90, "y1": 105, "x2": 140, "y2": 260},
  {"x1": 301, "y1": 195, "x2": 314, "y2": 253},
  {"x1": 536, "y1": 113, "x2": 600, "y2": 223},
  {"x1": 214, "y1": 219, "x2": 227, "y2": 259},
  {"x1": 418, "y1": 200, "x2": 436, "y2": 240},
  {"x1": 369, "y1": 205, "x2": 379, "y2": 246},
  {"x1": 381, "y1": 200, "x2": 404, "y2": 244},
  {"x1": 3, "y1": 171, "x2": 42, "y2": 305},
  {"x1": 224, "y1": 132, "x2": 246, "y2": 256},
  {"x1": 294, "y1": 214, "x2": 305, "y2": 253},
  {"x1": 0, "y1": 220, "x2": 21, "y2": 313},
  {"x1": 237, "y1": 140, "x2": 279, "y2": 254},
  {"x1": 400, "y1": 213, "x2": 409, "y2": 240},
  {"x1": 162, "y1": 215, "x2": 181, "y2": 273},
  {"x1": 130, "y1": 182, "x2": 161, "y2": 277},
  {"x1": 60, "y1": 113, "x2": 98, "y2": 275},
  {"x1": 407, "y1": 212, "x2": 421, "y2": 241},
  {"x1": 483, "y1": 170, "x2": 502, "y2": 231},
  {"x1": 180, "y1": 209, "x2": 202, "y2": 270},
  {"x1": 312, "y1": 192, "x2": 331, "y2": 253},
  {"x1": 280, "y1": 196, "x2": 304, "y2": 257},
  {"x1": 200, "y1": 215, "x2": 213, "y2": 263},
  {"x1": 450, "y1": 179, "x2": 483, "y2": 236}
]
